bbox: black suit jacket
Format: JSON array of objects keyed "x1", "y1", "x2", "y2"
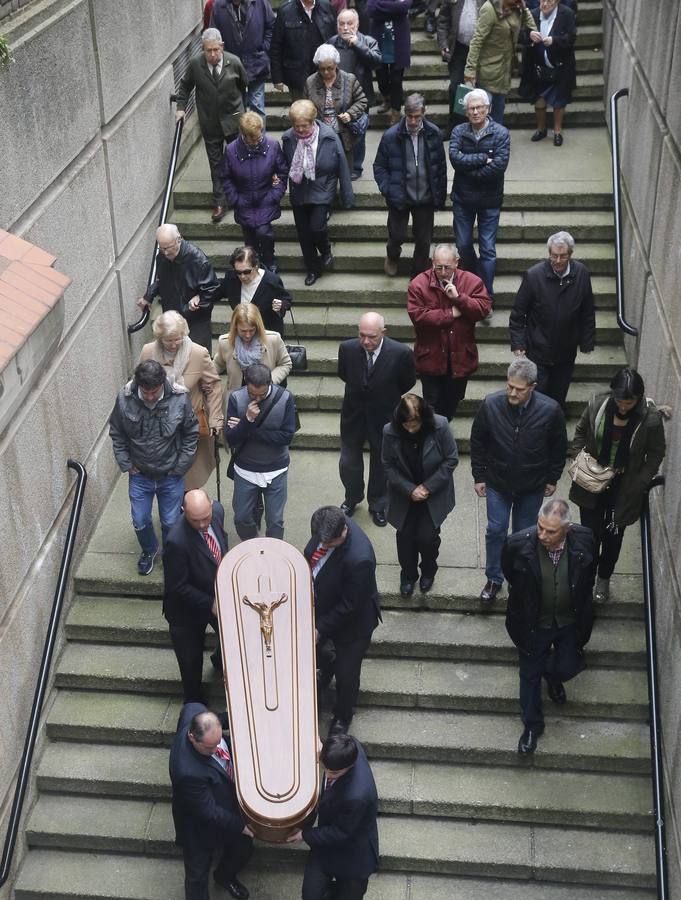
[
  {"x1": 302, "y1": 740, "x2": 379, "y2": 879},
  {"x1": 218, "y1": 269, "x2": 293, "y2": 336},
  {"x1": 176, "y1": 51, "x2": 248, "y2": 139},
  {"x1": 304, "y1": 517, "x2": 381, "y2": 643},
  {"x1": 163, "y1": 502, "x2": 229, "y2": 626},
  {"x1": 338, "y1": 337, "x2": 416, "y2": 446},
  {"x1": 169, "y1": 702, "x2": 244, "y2": 849}
]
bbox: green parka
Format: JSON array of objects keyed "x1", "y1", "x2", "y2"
[{"x1": 464, "y1": 0, "x2": 535, "y2": 95}]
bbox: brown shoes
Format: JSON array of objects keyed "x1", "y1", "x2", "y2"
[
  {"x1": 211, "y1": 205, "x2": 226, "y2": 223},
  {"x1": 384, "y1": 256, "x2": 398, "y2": 277}
]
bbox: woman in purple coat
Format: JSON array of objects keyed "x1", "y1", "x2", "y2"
[
  {"x1": 222, "y1": 111, "x2": 289, "y2": 271},
  {"x1": 368, "y1": 0, "x2": 412, "y2": 123}
]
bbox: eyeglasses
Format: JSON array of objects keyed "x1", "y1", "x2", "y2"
[
  {"x1": 434, "y1": 264, "x2": 455, "y2": 271},
  {"x1": 234, "y1": 268, "x2": 253, "y2": 276},
  {"x1": 467, "y1": 105, "x2": 488, "y2": 113},
  {"x1": 549, "y1": 253, "x2": 570, "y2": 260}
]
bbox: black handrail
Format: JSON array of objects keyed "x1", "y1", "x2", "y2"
[
  {"x1": 610, "y1": 88, "x2": 638, "y2": 337},
  {"x1": 127, "y1": 103, "x2": 185, "y2": 334},
  {"x1": 0, "y1": 460, "x2": 87, "y2": 887},
  {"x1": 639, "y1": 474, "x2": 668, "y2": 899}
]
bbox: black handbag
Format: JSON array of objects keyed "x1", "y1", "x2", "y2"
[
  {"x1": 285, "y1": 308, "x2": 307, "y2": 372},
  {"x1": 535, "y1": 63, "x2": 560, "y2": 84}
]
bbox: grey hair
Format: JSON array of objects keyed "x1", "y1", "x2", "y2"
[
  {"x1": 189, "y1": 710, "x2": 222, "y2": 740},
  {"x1": 404, "y1": 92, "x2": 426, "y2": 113},
  {"x1": 313, "y1": 44, "x2": 340, "y2": 65},
  {"x1": 157, "y1": 223, "x2": 181, "y2": 241},
  {"x1": 433, "y1": 243, "x2": 460, "y2": 261},
  {"x1": 464, "y1": 88, "x2": 491, "y2": 110},
  {"x1": 539, "y1": 497, "x2": 572, "y2": 525},
  {"x1": 337, "y1": 8, "x2": 359, "y2": 23},
  {"x1": 507, "y1": 356, "x2": 538, "y2": 384},
  {"x1": 547, "y1": 231, "x2": 575, "y2": 253},
  {"x1": 201, "y1": 28, "x2": 223, "y2": 44}
]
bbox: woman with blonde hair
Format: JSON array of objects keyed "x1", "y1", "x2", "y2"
[
  {"x1": 213, "y1": 303, "x2": 292, "y2": 394},
  {"x1": 138, "y1": 310, "x2": 223, "y2": 490}
]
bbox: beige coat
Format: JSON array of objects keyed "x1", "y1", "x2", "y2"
[
  {"x1": 213, "y1": 330, "x2": 292, "y2": 394},
  {"x1": 139, "y1": 341, "x2": 224, "y2": 491}
]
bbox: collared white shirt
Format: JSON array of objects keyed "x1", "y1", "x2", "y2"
[
  {"x1": 540, "y1": 7, "x2": 558, "y2": 67},
  {"x1": 366, "y1": 338, "x2": 383, "y2": 367},
  {"x1": 212, "y1": 736, "x2": 230, "y2": 769},
  {"x1": 212, "y1": 60, "x2": 223, "y2": 78},
  {"x1": 311, "y1": 543, "x2": 336, "y2": 578}
]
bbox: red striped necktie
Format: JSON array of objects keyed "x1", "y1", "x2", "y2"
[
  {"x1": 203, "y1": 530, "x2": 222, "y2": 564},
  {"x1": 310, "y1": 545, "x2": 328, "y2": 569},
  {"x1": 215, "y1": 745, "x2": 234, "y2": 782}
]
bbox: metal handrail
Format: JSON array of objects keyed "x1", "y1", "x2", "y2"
[
  {"x1": 127, "y1": 102, "x2": 185, "y2": 334},
  {"x1": 639, "y1": 474, "x2": 668, "y2": 899},
  {"x1": 0, "y1": 460, "x2": 87, "y2": 886},
  {"x1": 610, "y1": 88, "x2": 638, "y2": 336}
]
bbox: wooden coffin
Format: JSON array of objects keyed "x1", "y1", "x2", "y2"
[{"x1": 215, "y1": 537, "x2": 320, "y2": 842}]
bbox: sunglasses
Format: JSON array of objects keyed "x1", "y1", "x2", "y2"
[{"x1": 234, "y1": 268, "x2": 253, "y2": 276}]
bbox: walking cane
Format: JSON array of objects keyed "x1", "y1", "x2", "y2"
[{"x1": 212, "y1": 430, "x2": 221, "y2": 503}]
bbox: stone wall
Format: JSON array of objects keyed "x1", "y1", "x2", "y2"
[
  {"x1": 602, "y1": 0, "x2": 681, "y2": 893},
  {"x1": 0, "y1": 0, "x2": 202, "y2": 887}
]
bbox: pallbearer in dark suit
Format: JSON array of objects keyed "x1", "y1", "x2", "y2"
[
  {"x1": 169, "y1": 703, "x2": 253, "y2": 900},
  {"x1": 287, "y1": 733, "x2": 379, "y2": 900},
  {"x1": 163, "y1": 490, "x2": 229, "y2": 703},
  {"x1": 338, "y1": 312, "x2": 416, "y2": 527},
  {"x1": 304, "y1": 507, "x2": 381, "y2": 735}
]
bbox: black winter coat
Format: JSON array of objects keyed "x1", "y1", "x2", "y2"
[
  {"x1": 470, "y1": 389, "x2": 567, "y2": 496},
  {"x1": 218, "y1": 269, "x2": 293, "y2": 336},
  {"x1": 373, "y1": 118, "x2": 448, "y2": 211},
  {"x1": 502, "y1": 524, "x2": 596, "y2": 653},
  {"x1": 519, "y1": 4, "x2": 577, "y2": 105},
  {"x1": 509, "y1": 259, "x2": 595, "y2": 364},
  {"x1": 144, "y1": 240, "x2": 220, "y2": 326},
  {"x1": 282, "y1": 122, "x2": 354, "y2": 208},
  {"x1": 269, "y1": 0, "x2": 336, "y2": 90},
  {"x1": 449, "y1": 118, "x2": 510, "y2": 209}
]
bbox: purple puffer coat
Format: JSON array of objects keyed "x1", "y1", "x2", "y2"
[
  {"x1": 222, "y1": 135, "x2": 289, "y2": 228},
  {"x1": 367, "y1": 0, "x2": 412, "y2": 70}
]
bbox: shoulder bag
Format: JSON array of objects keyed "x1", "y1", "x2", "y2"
[
  {"x1": 341, "y1": 72, "x2": 369, "y2": 138},
  {"x1": 568, "y1": 449, "x2": 616, "y2": 494},
  {"x1": 285, "y1": 308, "x2": 308, "y2": 372}
]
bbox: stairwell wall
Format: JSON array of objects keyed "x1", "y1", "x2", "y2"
[
  {"x1": 0, "y1": 0, "x2": 203, "y2": 890},
  {"x1": 602, "y1": 0, "x2": 681, "y2": 894}
]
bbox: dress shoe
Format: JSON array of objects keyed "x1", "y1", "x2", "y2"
[
  {"x1": 340, "y1": 501, "x2": 357, "y2": 516},
  {"x1": 553, "y1": 132, "x2": 564, "y2": 146},
  {"x1": 322, "y1": 250, "x2": 334, "y2": 268},
  {"x1": 594, "y1": 576, "x2": 610, "y2": 604},
  {"x1": 545, "y1": 678, "x2": 567, "y2": 705},
  {"x1": 304, "y1": 271, "x2": 319, "y2": 286},
  {"x1": 371, "y1": 510, "x2": 387, "y2": 527},
  {"x1": 211, "y1": 205, "x2": 226, "y2": 223},
  {"x1": 328, "y1": 716, "x2": 351, "y2": 736},
  {"x1": 214, "y1": 875, "x2": 250, "y2": 900},
  {"x1": 419, "y1": 575, "x2": 435, "y2": 593},
  {"x1": 384, "y1": 256, "x2": 398, "y2": 277},
  {"x1": 530, "y1": 129, "x2": 547, "y2": 142},
  {"x1": 400, "y1": 580, "x2": 415, "y2": 597},
  {"x1": 480, "y1": 580, "x2": 502, "y2": 606},
  {"x1": 518, "y1": 724, "x2": 544, "y2": 755}
]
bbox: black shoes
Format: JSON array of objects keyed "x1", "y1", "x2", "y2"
[
  {"x1": 531, "y1": 129, "x2": 547, "y2": 142},
  {"x1": 322, "y1": 251, "x2": 334, "y2": 268},
  {"x1": 340, "y1": 501, "x2": 357, "y2": 516},
  {"x1": 304, "y1": 271, "x2": 319, "y2": 286},
  {"x1": 553, "y1": 132, "x2": 564, "y2": 146},
  {"x1": 137, "y1": 549, "x2": 157, "y2": 576},
  {"x1": 419, "y1": 575, "x2": 435, "y2": 593},
  {"x1": 400, "y1": 580, "x2": 415, "y2": 597},
  {"x1": 328, "y1": 716, "x2": 351, "y2": 736},
  {"x1": 371, "y1": 509, "x2": 387, "y2": 527},
  {"x1": 480, "y1": 580, "x2": 502, "y2": 606},
  {"x1": 214, "y1": 875, "x2": 250, "y2": 899},
  {"x1": 546, "y1": 678, "x2": 567, "y2": 705},
  {"x1": 518, "y1": 724, "x2": 544, "y2": 755}
]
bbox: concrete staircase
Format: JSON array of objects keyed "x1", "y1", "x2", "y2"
[{"x1": 14, "y1": 2, "x2": 659, "y2": 897}]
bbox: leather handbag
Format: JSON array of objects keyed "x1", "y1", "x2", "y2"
[
  {"x1": 285, "y1": 308, "x2": 307, "y2": 372},
  {"x1": 341, "y1": 73, "x2": 370, "y2": 137},
  {"x1": 196, "y1": 405, "x2": 210, "y2": 438},
  {"x1": 568, "y1": 448, "x2": 616, "y2": 494}
]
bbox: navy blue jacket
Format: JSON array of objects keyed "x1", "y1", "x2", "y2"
[
  {"x1": 449, "y1": 118, "x2": 510, "y2": 209},
  {"x1": 210, "y1": 0, "x2": 276, "y2": 83},
  {"x1": 373, "y1": 118, "x2": 448, "y2": 211},
  {"x1": 224, "y1": 384, "x2": 296, "y2": 472}
]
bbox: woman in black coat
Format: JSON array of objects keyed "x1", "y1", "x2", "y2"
[
  {"x1": 217, "y1": 246, "x2": 293, "y2": 336},
  {"x1": 382, "y1": 394, "x2": 458, "y2": 597},
  {"x1": 519, "y1": 0, "x2": 577, "y2": 146}
]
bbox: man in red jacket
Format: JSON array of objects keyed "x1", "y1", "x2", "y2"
[{"x1": 407, "y1": 243, "x2": 491, "y2": 419}]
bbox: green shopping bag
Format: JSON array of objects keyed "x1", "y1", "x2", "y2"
[{"x1": 451, "y1": 83, "x2": 475, "y2": 118}]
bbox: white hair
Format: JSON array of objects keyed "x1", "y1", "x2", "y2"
[
  {"x1": 539, "y1": 497, "x2": 572, "y2": 524},
  {"x1": 313, "y1": 44, "x2": 340, "y2": 66},
  {"x1": 202, "y1": 28, "x2": 223, "y2": 44},
  {"x1": 547, "y1": 231, "x2": 575, "y2": 253},
  {"x1": 464, "y1": 88, "x2": 491, "y2": 110}
]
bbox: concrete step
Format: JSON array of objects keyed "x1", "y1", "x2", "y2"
[
  {"x1": 23, "y1": 797, "x2": 655, "y2": 888},
  {"x1": 33, "y1": 741, "x2": 653, "y2": 831},
  {"x1": 179, "y1": 207, "x2": 615, "y2": 243},
  {"x1": 396, "y1": 47, "x2": 605, "y2": 78},
  {"x1": 53, "y1": 643, "x2": 649, "y2": 719},
  {"x1": 390, "y1": 26, "x2": 606, "y2": 56},
  {"x1": 63, "y1": 598, "x2": 646, "y2": 669},
  {"x1": 14, "y1": 851, "x2": 657, "y2": 900}
]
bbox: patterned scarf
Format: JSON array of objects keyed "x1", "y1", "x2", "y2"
[
  {"x1": 289, "y1": 123, "x2": 319, "y2": 184},
  {"x1": 149, "y1": 336, "x2": 191, "y2": 392},
  {"x1": 234, "y1": 334, "x2": 264, "y2": 370}
]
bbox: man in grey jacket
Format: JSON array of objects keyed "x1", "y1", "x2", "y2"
[{"x1": 109, "y1": 360, "x2": 199, "y2": 576}]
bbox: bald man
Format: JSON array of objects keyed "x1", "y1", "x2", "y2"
[
  {"x1": 337, "y1": 313, "x2": 416, "y2": 526},
  {"x1": 163, "y1": 490, "x2": 229, "y2": 703},
  {"x1": 136, "y1": 224, "x2": 220, "y2": 352}
]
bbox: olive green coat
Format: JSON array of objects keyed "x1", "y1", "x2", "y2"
[
  {"x1": 464, "y1": 0, "x2": 535, "y2": 95},
  {"x1": 568, "y1": 392, "x2": 666, "y2": 526}
]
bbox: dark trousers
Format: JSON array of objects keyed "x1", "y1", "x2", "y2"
[
  {"x1": 386, "y1": 204, "x2": 434, "y2": 277},
  {"x1": 519, "y1": 623, "x2": 585, "y2": 729},
  {"x1": 376, "y1": 64, "x2": 404, "y2": 110},
  {"x1": 203, "y1": 133, "x2": 236, "y2": 207},
  {"x1": 302, "y1": 853, "x2": 369, "y2": 900},
  {"x1": 396, "y1": 502, "x2": 441, "y2": 581},
  {"x1": 579, "y1": 498, "x2": 626, "y2": 579},
  {"x1": 292, "y1": 204, "x2": 331, "y2": 274},
  {"x1": 242, "y1": 223, "x2": 276, "y2": 267},
  {"x1": 183, "y1": 832, "x2": 253, "y2": 900},
  {"x1": 318, "y1": 634, "x2": 372, "y2": 723},
  {"x1": 533, "y1": 359, "x2": 575, "y2": 408},
  {"x1": 339, "y1": 431, "x2": 386, "y2": 513},
  {"x1": 420, "y1": 373, "x2": 468, "y2": 420},
  {"x1": 169, "y1": 617, "x2": 220, "y2": 703},
  {"x1": 447, "y1": 41, "x2": 471, "y2": 131}
]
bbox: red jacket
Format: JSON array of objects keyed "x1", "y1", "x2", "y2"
[{"x1": 407, "y1": 267, "x2": 491, "y2": 378}]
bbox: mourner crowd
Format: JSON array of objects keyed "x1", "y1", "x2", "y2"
[{"x1": 106, "y1": 0, "x2": 668, "y2": 898}]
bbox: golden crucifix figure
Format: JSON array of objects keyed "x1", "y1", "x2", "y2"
[{"x1": 243, "y1": 592, "x2": 288, "y2": 655}]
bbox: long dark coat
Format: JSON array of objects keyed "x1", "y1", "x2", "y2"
[
  {"x1": 519, "y1": 3, "x2": 577, "y2": 104},
  {"x1": 367, "y1": 0, "x2": 412, "y2": 69}
]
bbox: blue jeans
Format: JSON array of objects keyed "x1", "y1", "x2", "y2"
[
  {"x1": 352, "y1": 134, "x2": 366, "y2": 175},
  {"x1": 246, "y1": 80, "x2": 266, "y2": 121},
  {"x1": 232, "y1": 470, "x2": 288, "y2": 540},
  {"x1": 128, "y1": 472, "x2": 185, "y2": 553},
  {"x1": 485, "y1": 486, "x2": 544, "y2": 585},
  {"x1": 453, "y1": 202, "x2": 501, "y2": 298}
]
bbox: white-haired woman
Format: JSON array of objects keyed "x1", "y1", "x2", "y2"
[{"x1": 139, "y1": 311, "x2": 224, "y2": 490}]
